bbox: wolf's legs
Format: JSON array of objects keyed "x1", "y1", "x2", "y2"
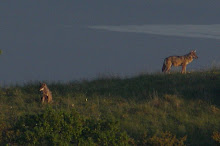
[
  {"x1": 166, "y1": 66, "x2": 171, "y2": 73},
  {"x1": 165, "y1": 63, "x2": 172, "y2": 73},
  {"x1": 45, "y1": 96, "x2": 49, "y2": 103},
  {"x1": 47, "y1": 95, "x2": 52, "y2": 103},
  {"x1": 181, "y1": 64, "x2": 187, "y2": 74},
  {"x1": 41, "y1": 96, "x2": 45, "y2": 104}
]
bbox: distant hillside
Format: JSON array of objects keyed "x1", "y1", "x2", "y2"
[
  {"x1": 42, "y1": 69, "x2": 219, "y2": 105},
  {"x1": 0, "y1": 69, "x2": 219, "y2": 145}
]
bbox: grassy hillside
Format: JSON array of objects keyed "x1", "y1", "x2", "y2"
[{"x1": 0, "y1": 70, "x2": 220, "y2": 145}]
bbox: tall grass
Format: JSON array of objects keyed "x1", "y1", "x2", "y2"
[{"x1": 0, "y1": 69, "x2": 219, "y2": 145}]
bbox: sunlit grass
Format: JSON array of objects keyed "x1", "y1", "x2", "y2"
[{"x1": 0, "y1": 69, "x2": 219, "y2": 145}]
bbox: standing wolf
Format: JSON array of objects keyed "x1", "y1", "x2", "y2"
[
  {"x1": 162, "y1": 50, "x2": 198, "y2": 74},
  {"x1": 39, "y1": 83, "x2": 53, "y2": 103}
]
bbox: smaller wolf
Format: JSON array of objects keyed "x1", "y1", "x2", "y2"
[
  {"x1": 39, "y1": 83, "x2": 53, "y2": 103},
  {"x1": 162, "y1": 50, "x2": 198, "y2": 74}
]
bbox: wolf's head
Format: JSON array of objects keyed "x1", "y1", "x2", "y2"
[
  {"x1": 39, "y1": 83, "x2": 47, "y2": 91},
  {"x1": 190, "y1": 50, "x2": 198, "y2": 59}
]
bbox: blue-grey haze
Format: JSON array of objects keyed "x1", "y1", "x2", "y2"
[
  {"x1": 89, "y1": 24, "x2": 220, "y2": 40},
  {"x1": 0, "y1": 1, "x2": 220, "y2": 85}
]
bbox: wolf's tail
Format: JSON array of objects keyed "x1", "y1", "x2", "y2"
[{"x1": 162, "y1": 59, "x2": 166, "y2": 72}]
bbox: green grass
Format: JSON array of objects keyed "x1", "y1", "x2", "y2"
[{"x1": 0, "y1": 69, "x2": 220, "y2": 145}]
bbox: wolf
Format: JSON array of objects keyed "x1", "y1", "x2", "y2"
[
  {"x1": 162, "y1": 50, "x2": 198, "y2": 74},
  {"x1": 39, "y1": 83, "x2": 53, "y2": 103}
]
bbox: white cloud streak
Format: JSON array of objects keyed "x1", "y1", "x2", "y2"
[{"x1": 89, "y1": 24, "x2": 220, "y2": 40}]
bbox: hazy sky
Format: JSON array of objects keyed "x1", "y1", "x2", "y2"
[{"x1": 0, "y1": 1, "x2": 220, "y2": 84}]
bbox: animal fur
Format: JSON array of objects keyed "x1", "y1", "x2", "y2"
[
  {"x1": 162, "y1": 50, "x2": 198, "y2": 74},
  {"x1": 39, "y1": 83, "x2": 53, "y2": 103}
]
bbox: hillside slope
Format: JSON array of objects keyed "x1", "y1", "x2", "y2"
[{"x1": 0, "y1": 70, "x2": 219, "y2": 145}]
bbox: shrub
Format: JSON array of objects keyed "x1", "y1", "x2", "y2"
[
  {"x1": 140, "y1": 131, "x2": 187, "y2": 146},
  {"x1": 3, "y1": 108, "x2": 83, "y2": 145},
  {"x1": 82, "y1": 118, "x2": 129, "y2": 145},
  {"x1": 0, "y1": 122, "x2": 8, "y2": 143},
  {"x1": 212, "y1": 131, "x2": 220, "y2": 144},
  {"x1": 2, "y1": 108, "x2": 129, "y2": 145}
]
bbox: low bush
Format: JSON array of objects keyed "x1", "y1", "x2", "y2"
[
  {"x1": 212, "y1": 131, "x2": 220, "y2": 144},
  {"x1": 140, "y1": 131, "x2": 187, "y2": 146},
  {"x1": 1, "y1": 108, "x2": 129, "y2": 145}
]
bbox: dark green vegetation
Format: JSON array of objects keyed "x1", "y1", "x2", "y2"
[{"x1": 0, "y1": 69, "x2": 220, "y2": 145}]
